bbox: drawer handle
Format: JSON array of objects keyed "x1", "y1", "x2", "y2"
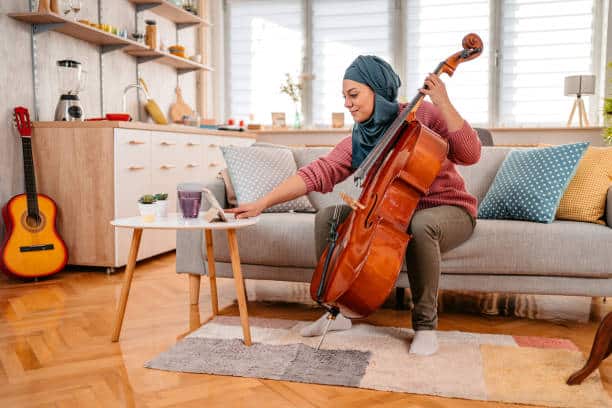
[
  {"x1": 187, "y1": 142, "x2": 201, "y2": 146},
  {"x1": 128, "y1": 165, "x2": 145, "y2": 170},
  {"x1": 187, "y1": 163, "x2": 200, "y2": 168},
  {"x1": 208, "y1": 162, "x2": 220, "y2": 167},
  {"x1": 208, "y1": 143, "x2": 219, "y2": 148},
  {"x1": 160, "y1": 164, "x2": 176, "y2": 169},
  {"x1": 160, "y1": 141, "x2": 177, "y2": 146},
  {"x1": 129, "y1": 140, "x2": 146, "y2": 145}
]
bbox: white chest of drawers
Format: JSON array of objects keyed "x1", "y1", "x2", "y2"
[{"x1": 32, "y1": 123, "x2": 254, "y2": 269}]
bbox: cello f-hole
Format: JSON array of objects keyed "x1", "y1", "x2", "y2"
[{"x1": 364, "y1": 193, "x2": 378, "y2": 229}]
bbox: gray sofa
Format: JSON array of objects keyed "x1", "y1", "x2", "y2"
[{"x1": 176, "y1": 146, "x2": 612, "y2": 297}]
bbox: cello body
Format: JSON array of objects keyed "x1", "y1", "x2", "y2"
[
  {"x1": 310, "y1": 120, "x2": 448, "y2": 318},
  {"x1": 310, "y1": 34, "x2": 483, "y2": 319}
]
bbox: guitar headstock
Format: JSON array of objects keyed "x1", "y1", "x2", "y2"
[{"x1": 14, "y1": 106, "x2": 32, "y2": 138}]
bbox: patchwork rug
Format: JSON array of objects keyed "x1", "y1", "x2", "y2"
[{"x1": 145, "y1": 317, "x2": 611, "y2": 408}]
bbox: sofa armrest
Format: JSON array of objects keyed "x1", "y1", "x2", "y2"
[
  {"x1": 607, "y1": 186, "x2": 612, "y2": 227},
  {"x1": 175, "y1": 178, "x2": 227, "y2": 275}
]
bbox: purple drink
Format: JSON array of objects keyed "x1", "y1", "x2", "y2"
[{"x1": 178, "y1": 190, "x2": 202, "y2": 218}]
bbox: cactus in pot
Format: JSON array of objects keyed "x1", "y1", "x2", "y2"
[
  {"x1": 153, "y1": 192, "x2": 169, "y2": 217},
  {"x1": 137, "y1": 195, "x2": 157, "y2": 222}
]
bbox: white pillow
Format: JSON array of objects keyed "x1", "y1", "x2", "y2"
[{"x1": 220, "y1": 145, "x2": 315, "y2": 213}]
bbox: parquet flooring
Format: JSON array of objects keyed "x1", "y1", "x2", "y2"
[{"x1": 1, "y1": 252, "x2": 610, "y2": 407}]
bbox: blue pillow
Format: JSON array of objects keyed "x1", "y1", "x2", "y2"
[{"x1": 478, "y1": 142, "x2": 589, "y2": 223}]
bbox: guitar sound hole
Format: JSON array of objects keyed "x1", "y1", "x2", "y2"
[
  {"x1": 26, "y1": 214, "x2": 42, "y2": 228},
  {"x1": 20, "y1": 211, "x2": 46, "y2": 232}
]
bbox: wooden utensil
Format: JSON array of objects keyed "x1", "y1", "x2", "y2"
[{"x1": 170, "y1": 87, "x2": 193, "y2": 123}]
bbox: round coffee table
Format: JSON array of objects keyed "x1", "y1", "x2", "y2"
[{"x1": 110, "y1": 213, "x2": 259, "y2": 345}]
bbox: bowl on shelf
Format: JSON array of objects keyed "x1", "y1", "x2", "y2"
[{"x1": 168, "y1": 45, "x2": 186, "y2": 58}]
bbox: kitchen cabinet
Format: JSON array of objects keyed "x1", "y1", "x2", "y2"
[{"x1": 32, "y1": 122, "x2": 254, "y2": 270}]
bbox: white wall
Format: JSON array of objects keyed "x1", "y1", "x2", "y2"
[{"x1": 0, "y1": 0, "x2": 201, "y2": 241}]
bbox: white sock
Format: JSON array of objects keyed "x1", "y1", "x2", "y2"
[
  {"x1": 300, "y1": 312, "x2": 352, "y2": 337},
  {"x1": 408, "y1": 330, "x2": 438, "y2": 356}
]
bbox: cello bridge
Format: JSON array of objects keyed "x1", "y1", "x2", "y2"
[{"x1": 339, "y1": 192, "x2": 366, "y2": 211}]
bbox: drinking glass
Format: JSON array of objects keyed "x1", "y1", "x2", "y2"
[
  {"x1": 71, "y1": 0, "x2": 81, "y2": 20},
  {"x1": 178, "y1": 190, "x2": 202, "y2": 218},
  {"x1": 60, "y1": 0, "x2": 71, "y2": 17}
]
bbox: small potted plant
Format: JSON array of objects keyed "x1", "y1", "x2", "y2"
[
  {"x1": 138, "y1": 194, "x2": 157, "y2": 222},
  {"x1": 154, "y1": 193, "x2": 169, "y2": 217}
]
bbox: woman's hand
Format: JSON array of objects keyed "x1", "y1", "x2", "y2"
[
  {"x1": 420, "y1": 73, "x2": 464, "y2": 132},
  {"x1": 224, "y1": 200, "x2": 266, "y2": 219},
  {"x1": 419, "y1": 73, "x2": 451, "y2": 108}
]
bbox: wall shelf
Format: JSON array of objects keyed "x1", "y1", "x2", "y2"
[
  {"x1": 8, "y1": 12, "x2": 212, "y2": 73},
  {"x1": 124, "y1": 46, "x2": 213, "y2": 74},
  {"x1": 128, "y1": 0, "x2": 210, "y2": 28},
  {"x1": 8, "y1": 12, "x2": 144, "y2": 49}
]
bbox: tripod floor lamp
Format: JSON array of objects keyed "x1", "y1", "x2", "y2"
[{"x1": 565, "y1": 74, "x2": 595, "y2": 127}]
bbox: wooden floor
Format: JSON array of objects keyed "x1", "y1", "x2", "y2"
[{"x1": 1, "y1": 252, "x2": 610, "y2": 407}]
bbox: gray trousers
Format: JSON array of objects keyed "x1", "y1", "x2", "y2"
[{"x1": 314, "y1": 204, "x2": 476, "y2": 330}]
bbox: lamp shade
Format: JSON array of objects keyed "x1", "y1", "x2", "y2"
[{"x1": 564, "y1": 75, "x2": 596, "y2": 96}]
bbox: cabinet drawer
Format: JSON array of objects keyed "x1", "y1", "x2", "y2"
[
  {"x1": 202, "y1": 136, "x2": 225, "y2": 178},
  {"x1": 181, "y1": 137, "x2": 203, "y2": 166},
  {"x1": 151, "y1": 132, "x2": 182, "y2": 169},
  {"x1": 115, "y1": 129, "x2": 151, "y2": 171},
  {"x1": 114, "y1": 129, "x2": 152, "y2": 218}
]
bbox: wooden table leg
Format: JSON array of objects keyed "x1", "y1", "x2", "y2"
[
  {"x1": 189, "y1": 274, "x2": 201, "y2": 305},
  {"x1": 567, "y1": 311, "x2": 612, "y2": 385},
  {"x1": 205, "y1": 229, "x2": 219, "y2": 315},
  {"x1": 227, "y1": 228, "x2": 252, "y2": 346},
  {"x1": 111, "y1": 228, "x2": 143, "y2": 342}
]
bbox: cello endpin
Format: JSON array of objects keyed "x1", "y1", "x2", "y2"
[{"x1": 315, "y1": 314, "x2": 335, "y2": 351}]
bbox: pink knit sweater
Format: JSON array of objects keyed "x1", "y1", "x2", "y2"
[{"x1": 297, "y1": 101, "x2": 481, "y2": 218}]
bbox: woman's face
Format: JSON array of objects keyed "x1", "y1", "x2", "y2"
[{"x1": 343, "y1": 79, "x2": 375, "y2": 123}]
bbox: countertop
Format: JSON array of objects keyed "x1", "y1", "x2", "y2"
[{"x1": 33, "y1": 121, "x2": 257, "y2": 139}]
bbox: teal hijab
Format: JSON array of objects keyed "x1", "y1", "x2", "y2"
[{"x1": 344, "y1": 56, "x2": 401, "y2": 169}]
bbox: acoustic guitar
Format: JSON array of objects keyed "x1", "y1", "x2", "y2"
[{"x1": 1, "y1": 107, "x2": 68, "y2": 279}]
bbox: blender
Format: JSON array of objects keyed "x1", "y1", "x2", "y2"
[{"x1": 54, "y1": 59, "x2": 86, "y2": 121}]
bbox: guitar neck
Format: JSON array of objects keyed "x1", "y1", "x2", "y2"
[{"x1": 21, "y1": 137, "x2": 39, "y2": 217}]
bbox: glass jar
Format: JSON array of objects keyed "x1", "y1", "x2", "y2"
[{"x1": 145, "y1": 20, "x2": 157, "y2": 50}]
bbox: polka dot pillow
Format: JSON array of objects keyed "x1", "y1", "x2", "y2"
[
  {"x1": 220, "y1": 145, "x2": 315, "y2": 213},
  {"x1": 478, "y1": 142, "x2": 589, "y2": 223}
]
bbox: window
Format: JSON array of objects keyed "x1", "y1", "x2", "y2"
[
  {"x1": 226, "y1": 0, "x2": 304, "y2": 124},
  {"x1": 312, "y1": 0, "x2": 392, "y2": 126},
  {"x1": 404, "y1": 0, "x2": 490, "y2": 125},
  {"x1": 500, "y1": 0, "x2": 597, "y2": 126},
  {"x1": 225, "y1": 0, "x2": 604, "y2": 128}
]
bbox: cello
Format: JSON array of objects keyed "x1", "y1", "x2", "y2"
[{"x1": 310, "y1": 34, "x2": 483, "y2": 347}]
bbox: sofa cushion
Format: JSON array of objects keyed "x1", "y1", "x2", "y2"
[
  {"x1": 478, "y1": 143, "x2": 589, "y2": 223},
  {"x1": 439, "y1": 219, "x2": 612, "y2": 279},
  {"x1": 292, "y1": 146, "x2": 362, "y2": 210},
  {"x1": 221, "y1": 145, "x2": 315, "y2": 213},
  {"x1": 209, "y1": 212, "x2": 318, "y2": 268},
  {"x1": 556, "y1": 147, "x2": 612, "y2": 224},
  {"x1": 456, "y1": 147, "x2": 511, "y2": 204}
]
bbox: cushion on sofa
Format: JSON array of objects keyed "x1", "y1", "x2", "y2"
[
  {"x1": 207, "y1": 212, "x2": 318, "y2": 268},
  {"x1": 456, "y1": 147, "x2": 512, "y2": 204},
  {"x1": 440, "y1": 219, "x2": 612, "y2": 279},
  {"x1": 556, "y1": 147, "x2": 612, "y2": 224},
  {"x1": 221, "y1": 145, "x2": 315, "y2": 213},
  {"x1": 292, "y1": 146, "x2": 362, "y2": 210},
  {"x1": 478, "y1": 143, "x2": 589, "y2": 223}
]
